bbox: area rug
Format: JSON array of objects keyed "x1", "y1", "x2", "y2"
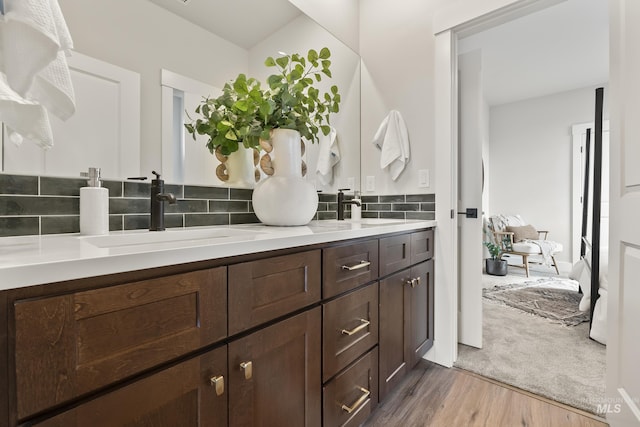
[
  {"x1": 455, "y1": 300, "x2": 606, "y2": 415},
  {"x1": 483, "y1": 278, "x2": 589, "y2": 326}
]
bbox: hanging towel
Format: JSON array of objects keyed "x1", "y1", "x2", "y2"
[
  {"x1": 316, "y1": 126, "x2": 341, "y2": 185},
  {"x1": 372, "y1": 110, "x2": 410, "y2": 181},
  {"x1": 0, "y1": 77, "x2": 54, "y2": 146},
  {"x1": 0, "y1": 0, "x2": 75, "y2": 148}
]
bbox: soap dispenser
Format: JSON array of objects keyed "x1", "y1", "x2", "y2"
[
  {"x1": 80, "y1": 167, "x2": 109, "y2": 235},
  {"x1": 352, "y1": 190, "x2": 362, "y2": 221}
]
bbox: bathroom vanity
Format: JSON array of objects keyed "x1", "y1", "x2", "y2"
[{"x1": 0, "y1": 219, "x2": 435, "y2": 426}]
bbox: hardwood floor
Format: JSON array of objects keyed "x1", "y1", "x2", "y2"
[{"x1": 364, "y1": 361, "x2": 609, "y2": 427}]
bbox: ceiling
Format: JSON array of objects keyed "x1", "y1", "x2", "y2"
[
  {"x1": 458, "y1": 0, "x2": 609, "y2": 106},
  {"x1": 147, "y1": 0, "x2": 607, "y2": 106},
  {"x1": 147, "y1": 0, "x2": 302, "y2": 49}
]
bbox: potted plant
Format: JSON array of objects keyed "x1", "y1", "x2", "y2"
[
  {"x1": 484, "y1": 241, "x2": 508, "y2": 276},
  {"x1": 185, "y1": 47, "x2": 341, "y2": 226},
  {"x1": 184, "y1": 47, "x2": 340, "y2": 154}
]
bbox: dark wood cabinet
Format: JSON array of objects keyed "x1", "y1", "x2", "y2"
[
  {"x1": 378, "y1": 269, "x2": 411, "y2": 401},
  {"x1": 14, "y1": 267, "x2": 227, "y2": 420},
  {"x1": 2, "y1": 227, "x2": 433, "y2": 427},
  {"x1": 378, "y1": 230, "x2": 435, "y2": 403},
  {"x1": 408, "y1": 259, "x2": 434, "y2": 368},
  {"x1": 33, "y1": 345, "x2": 228, "y2": 427},
  {"x1": 323, "y1": 348, "x2": 378, "y2": 427},
  {"x1": 229, "y1": 250, "x2": 321, "y2": 335},
  {"x1": 379, "y1": 234, "x2": 411, "y2": 276},
  {"x1": 410, "y1": 229, "x2": 433, "y2": 265},
  {"x1": 229, "y1": 307, "x2": 321, "y2": 427},
  {"x1": 323, "y1": 283, "x2": 378, "y2": 382},
  {"x1": 323, "y1": 240, "x2": 379, "y2": 298}
]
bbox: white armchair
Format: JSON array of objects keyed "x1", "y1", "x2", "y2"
[{"x1": 486, "y1": 214, "x2": 563, "y2": 277}]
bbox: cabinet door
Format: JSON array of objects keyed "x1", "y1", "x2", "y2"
[
  {"x1": 407, "y1": 260, "x2": 434, "y2": 368},
  {"x1": 34, "y1": 346, "x2": 228, "y2": 427},
  {"x1": 378, "y1": 269, "x2": 411, "y2": 402},
  {"x1": 229, "y1": 250, "x2": 321, "y2": 335},
  {"x1": 14, "y1": 267, "x2": 226, "y2": 420},
  {"x1": 229, "y1": 307, "x2": 321, "y2": 427}
]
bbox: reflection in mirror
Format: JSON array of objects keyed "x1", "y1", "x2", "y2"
[
  {"x1": 1, "y1": 52, "x2": 141, "y2": 179},
  {"x1": 161, "y1": 13, "x2": 360, "y2": 191},
  {"x1": 1, "y1": 0, "x2": 360, "y2": 190}
]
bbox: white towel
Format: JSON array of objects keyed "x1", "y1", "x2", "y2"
[
  {"x1": 315, "y1": 126, "x2": 340, "y2": 185},
  {"x1": 0, "y1": 0, "x2": 75, "y2": 148},
  {"x1": 0, "y1": 76, "x2": 54, "y2": 146},
  {"x1": 372, "y1": 110, "x2": 410, "y2": 181}
]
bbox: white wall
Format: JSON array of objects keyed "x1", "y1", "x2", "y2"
[
  {"x1": 488, "y1": 85, "x2": 606, "y2": 263},
  {"x1": 59, "y1": 0, "x2": 248, "y2": 176},
  {"x1": 288, "y1": 0, "x2": 359, "y2": 53},
  {"x1": 360, "y1": 0, "x2": 448, "y2": 195}
]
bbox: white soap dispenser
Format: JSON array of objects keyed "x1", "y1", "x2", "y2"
[
  {"x1": 352, "y1": 190, "x2": 362, "y2": 221},
  {"x1": 80, "y1": 167, "x2": 109, "y2": 235}
]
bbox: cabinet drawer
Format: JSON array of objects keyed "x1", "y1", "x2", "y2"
[
  {"x1": 14, "y1": 267, "x2": 227, "y2": 420},
  {"x1": 323, "y1": 348, "x2": 378, "y2": 427},
  {"x1": 379, "y1": 234, "x2": 411, "y2": 276},
  {"x1": 323, "y1": 240, "x2": 379, "y2": 298},
  {"x1": 229, "y1": 250, "x2": 321, "y2": 335},
  {"x1": 33, "y1": 345, "x2": 228, "y2": 427},
  {"x1": 411, "y1": 229, "x2": 434, "y2": 264},
  {"x1": 323, "y1": 283, "x2": 378, "y2": 382}
]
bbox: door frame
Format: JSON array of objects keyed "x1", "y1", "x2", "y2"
[{"x1": 571, "y1": 121, "x2": 610, "y2": 264}]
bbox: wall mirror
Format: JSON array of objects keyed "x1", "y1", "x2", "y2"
[{"x1": 1, "y1": 0, "x2": 361, "y2": 192}]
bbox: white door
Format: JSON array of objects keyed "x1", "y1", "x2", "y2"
[
  {"x1": 607, "y1": 1, "x2": 640, "y2": 425},
  {"x1": 457, "y1": 50, "x2": 483, "y2": 348}
]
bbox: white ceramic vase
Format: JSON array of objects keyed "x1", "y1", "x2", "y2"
[
  {"x1": 252, "y1": 129, "x2": 318, "y2": 226},
  {"x1": 226, "y1": 147, "x2": 255, "y2": 188}
]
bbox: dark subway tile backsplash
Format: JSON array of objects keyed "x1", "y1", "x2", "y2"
[
  {"x1": 0, "y1": 174, "x2": 38, "y2": 195},
  {"x1": 0, "y1": 173, "x2": 435, "y2": 237},
  {"x1": 0, "y1": 216, "x2": 39, "y2": 237}
]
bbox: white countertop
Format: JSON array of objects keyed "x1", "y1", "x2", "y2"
[{"x1": 0, "y1": 219, "x2": 435, "y2": 291}]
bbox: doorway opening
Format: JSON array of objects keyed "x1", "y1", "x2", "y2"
[{"x1": 453, "y1": 0, "x2": 609, "y2": 415}]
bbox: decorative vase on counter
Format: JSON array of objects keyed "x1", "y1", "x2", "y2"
[
  {"x1": 215, "y1": 146, "x2": 259, "y2": 187},
  {"x1": 252, "y1": 129, "x2": 318, "y2": 226}
]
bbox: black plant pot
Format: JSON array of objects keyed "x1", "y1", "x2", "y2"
[{"x1": 486, "y1": 258, "x2": 508, "y2": 276}]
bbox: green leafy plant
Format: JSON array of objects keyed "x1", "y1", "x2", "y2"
[
  {"x1": 484, "y1": 241, "x2": 502, "y2": 260},
  {"x1": 184, "y1": 74, "x2": 268, "y2": 156},
  {"x1": 261, "y1": 47, "x2": 340, "y2": 143},
  {"x1": 185, "y1": 47, "x2": 341, "y2": 155}
]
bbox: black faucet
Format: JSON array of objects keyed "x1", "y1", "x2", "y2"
[
  {"x1": 337, "y1": 188, "x2": 361, "y2": 221},
  {"x1": 149, "y1": 171, "x2": 177, "y2": 231}
]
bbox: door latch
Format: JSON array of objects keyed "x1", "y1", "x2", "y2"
[{"x1": 457, "y1": 208, "x2": 478, "y2": 218}]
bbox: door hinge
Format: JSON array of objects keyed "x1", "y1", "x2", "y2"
[{"x1": 450, "y1": 209, "x2": 454, "y2": 219}]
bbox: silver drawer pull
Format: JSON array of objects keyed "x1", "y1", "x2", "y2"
[
  {"x1": 341, "y1": 386, "x2": 371, "y2": 414},
  {"x1": 341, "y1": 260, "x2": 371, "y2": 271},
  {"x1": 406, "y1": 277, "x2": 421, "y2": 288},
  {"x1": 341, "y1": 318, "x2": 370, "y2": 336}
]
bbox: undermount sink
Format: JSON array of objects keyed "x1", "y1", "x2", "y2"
[
  {"x1": 80, "y1": 227, "x2": 258, "y2": 249},
  {"x1": 311, "y1": 218, "x2": 405, "y2": 228}
]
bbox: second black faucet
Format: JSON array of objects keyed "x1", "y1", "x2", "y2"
[{"x1": 149, "y1": 171, "x2": 176, "y2": 231}]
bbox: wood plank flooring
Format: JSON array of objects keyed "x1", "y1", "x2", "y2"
[{"x1": 364, "y1": 361, "x2": 608, "y2": 427}]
